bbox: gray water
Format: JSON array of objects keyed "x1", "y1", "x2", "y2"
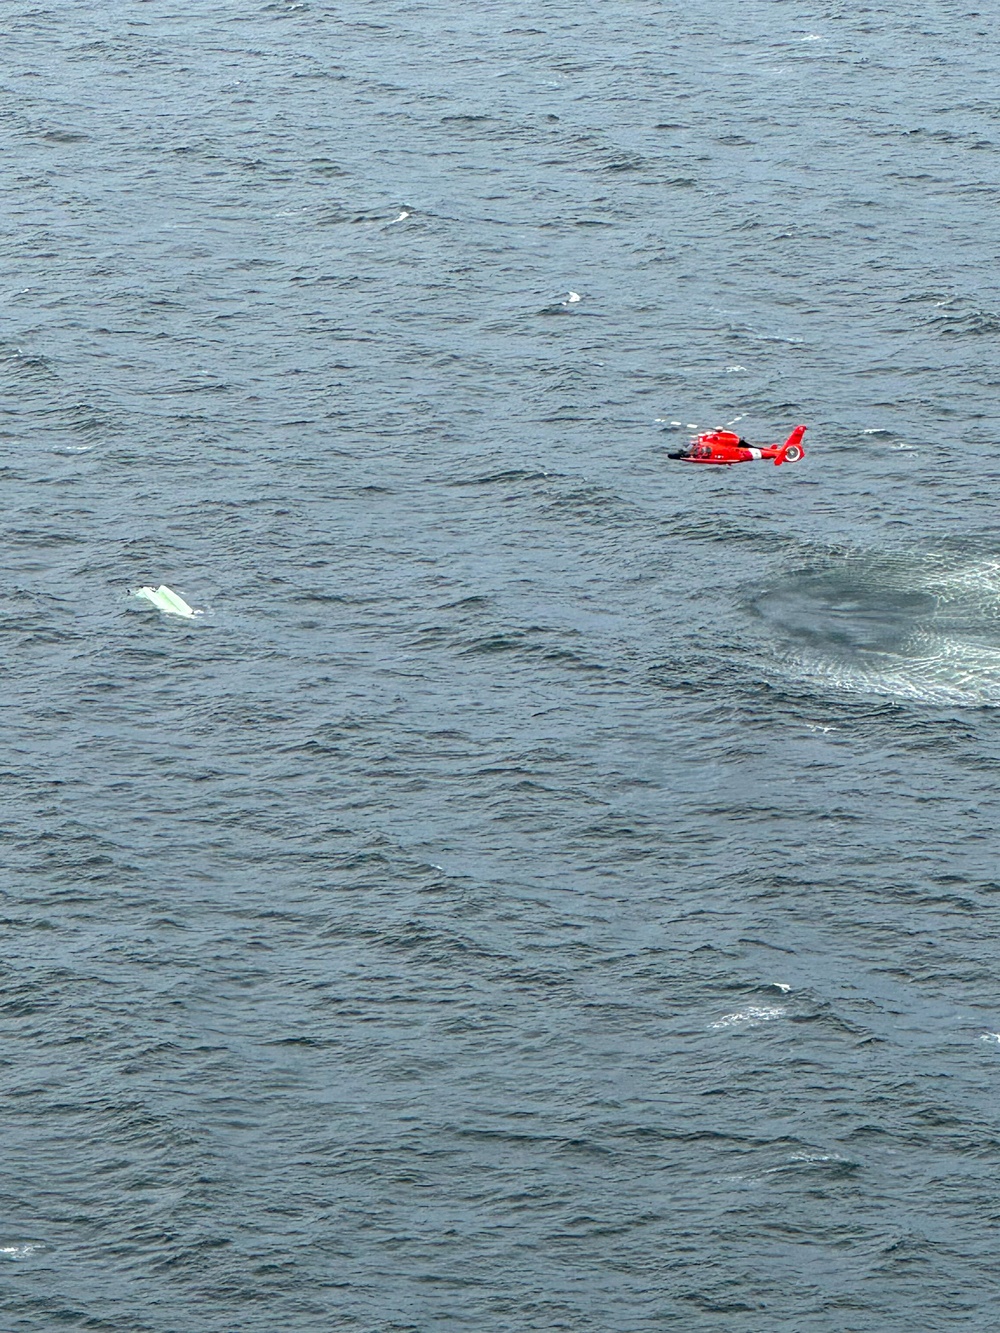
[{"x1": 3, "y1": 1, "x2": 1000, "y2": 1329}]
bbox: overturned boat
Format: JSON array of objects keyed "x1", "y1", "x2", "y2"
[{"x1": 133, "y1": 585, "x2": 197, "y2": 618}]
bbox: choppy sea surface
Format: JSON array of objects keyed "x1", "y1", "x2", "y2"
[{"x1": 3, "y1": 2, "x2": 1000, "y2": 1328}]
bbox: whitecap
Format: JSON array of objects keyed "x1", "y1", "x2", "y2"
[
  {"x1": 0, "y1": 1244, "x2": 40, "y2": 1260},
  {"x1": 709, "y1": 1005, "x2": 785, "y2": 1030},
  {"x1": 760, "y1": 1153, "x2": 852, "y2": 1175}
]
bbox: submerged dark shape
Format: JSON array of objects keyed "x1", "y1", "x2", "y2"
[{"x1": 669, "y1": 424, "x2": 807, "y2": 467}]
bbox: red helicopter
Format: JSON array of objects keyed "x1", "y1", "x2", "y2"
[{"x1": 668, "y1": 424, "x2": 807, "y2": 466}]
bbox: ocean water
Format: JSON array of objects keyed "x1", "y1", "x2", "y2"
[{"x1": 3, "y1": 1, "x2": 1000, "y2": 1328}]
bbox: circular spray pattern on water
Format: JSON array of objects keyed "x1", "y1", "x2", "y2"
[{"x1": 745, "y1": 551, "x2": 1000, "y2": 706}]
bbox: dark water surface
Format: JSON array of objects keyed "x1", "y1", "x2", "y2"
[{"x1": 3, "y1": 1, "x2": 1000, "y2": 1328}]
